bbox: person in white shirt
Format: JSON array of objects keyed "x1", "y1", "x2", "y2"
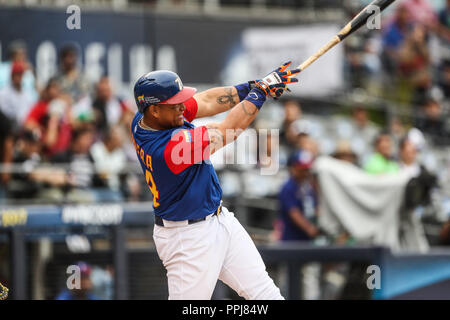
[
  {"x1": 90, "y1": 125, "x2": 127, "y2": 201},
  {"x1": 0, "y1": 62, "x2": 34, "y2": 130},
  {"x1": 399, "y1": 137, "x2": 421, "y2": 178}
]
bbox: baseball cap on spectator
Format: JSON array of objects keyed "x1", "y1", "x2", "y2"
[
  {"x1": 288, "y1": 149, "x2": 314, "y2": 169},
  {"x1": 76, "y1": 261, "x2": 92, "y2": 277},
  {"x1": 11, "y1": 62, "x2": 25, "y2": 75},
  {"x1": 333, "y1": 140, "x2": 357, "y2": 163}
]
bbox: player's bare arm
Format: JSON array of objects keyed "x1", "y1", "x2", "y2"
[
  {"x1": 288, "y1": 208, "x2": 319, "y2": 238},
  {"x1": 194, "y1": 86, "x2": 241, "y2": 118},
  {"x1": 205, "y1": 61, "x2": 300, "y2": 155}
]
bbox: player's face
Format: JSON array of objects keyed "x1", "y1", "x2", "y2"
[{"x1": 157, "y1": 103, "x2": 186, "y2": 128}]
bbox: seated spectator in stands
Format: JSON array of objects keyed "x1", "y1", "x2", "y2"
[
  {"x1": 0, "y1": 40, "x2": 37, "y2": 100},
  {"x1": 332, "y1": 140, "x2": 358, "y2": 166},
  {"x1": 364, "y1": 132, "x2": 399, "y2": 174},
  {"x1": 0, "y1": 62, "x2": 35, "y2": 130},
  {"x1": 74, "y1": 76, "x2": 133, "y2": 136},
  {"x1": 51, "y1": 126, "x2": 103, "y2": 203},
  {"x1": 0, "y1": 110, "x2": 14, "y2": 188},
  {"x1": 56, "y1": 262, "x2": 99, "y2": 300},
  {"x1": 400, "y1": 0, "x2": 437, "y2": 28},
  {"x1": 90, "y1": 125, "x2": 127, "y2": 202},
  {"x1": 390, "y1": 116, "x2": 407, "y2": 154},
  {"x1": 6, "y1": 129, "x2": 42, "y2": 200},
  {"x1": 24, "y1": 78, "x2": 74, "y2": 158},
  {"x1": 54, "y1": 44, "x2": 90, "y2": 103},
  {"x1": 7, "y1": 129, "x2": 66, "y2": 203},
  {"x1": 296, "y1": 133, "x2": 319, "y2": 157},
  {"x1": 382, "y1": 4, "x2": 414, "y2": 71},
  {"x1": 415, "y1": 97, "x2": 449, "y2": 145},
  {"x1": 278, "y1": 149, "x2": 319, "y2": 241},
  {"x1": 280, "y1": 99, "x2": 302, "y2": 149},
  {"x1": 399, "y1": 136, "x2": 437, "y2": 212},
  {"x1": 289, "y1": 119, "x2": 320, "y2": 157},
  {"x1": 382, "y1": 4, "x2": 432, "y2": 104},
  {"x1": 397, "y1": 24, "x2": 432, "y2": 105},
  {"x1": 399, "y1": 137, "x2": 420, "y2": 178},
  {"x1": 351, "y1": 107, "x2": 379, "y2": 146},
  {"x1": 438, "y1": 59, "x2": 450, "y2": 98},
  {"x1": 437, "y1": 0, "x2": 450, "y2": 40}
]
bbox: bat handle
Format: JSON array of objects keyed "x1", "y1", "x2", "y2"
[{"x1": 297, "y1": 35, "x2": 341, "y2": 72}]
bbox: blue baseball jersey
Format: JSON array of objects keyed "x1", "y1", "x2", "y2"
[
  {"x1": 278, "y1": 177, "x2": 318, "y2": 241},
  {"x1": 131, "y1": 98, "x2": 222, "y2": 221}
]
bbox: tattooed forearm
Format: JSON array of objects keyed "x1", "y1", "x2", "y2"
[
  {"x1": 240, "y1": 101, "x2": 258, "y2": 116},
  {"x1": 216, "y1": 87, "x2": 238, "y2": 108},
  {"x1": 205, "y1": 124, "x2": 224, "y2": 151}
]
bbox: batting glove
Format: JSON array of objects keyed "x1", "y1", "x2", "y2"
[{"x1": 255, "y1": 61, "x2": 300, "y2": 99}]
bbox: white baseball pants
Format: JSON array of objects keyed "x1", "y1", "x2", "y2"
[{"x1": 152, "y1": 206, "x2": 284, "y2": 300}]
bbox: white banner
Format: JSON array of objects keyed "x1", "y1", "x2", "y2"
[{"x1": 242, "y1": 24, "x2": 344, "y2": 97}]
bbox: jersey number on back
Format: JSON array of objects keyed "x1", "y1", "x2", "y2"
[{"x1": 145, "y1": 169, "x2": 160, "y2": 208}]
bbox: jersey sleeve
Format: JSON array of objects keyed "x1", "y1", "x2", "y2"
[
  {"x1": 183, "y1": 97, "x2": 198, "y2": 122},
  {"x1": 163, "y1": 126, "x2": 211, "y2": 174}
]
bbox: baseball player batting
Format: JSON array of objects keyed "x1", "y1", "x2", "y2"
[{"x1": 131, "y1": 63, "x2": 299, "y2": 300}]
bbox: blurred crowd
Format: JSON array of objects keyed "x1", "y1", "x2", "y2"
[
  {"x1": 0, "y1": 43, "x2": 144, "y2": 204},
  {"x1": 0, "y1": 1, "x2": 448, "y2": 239},
  {"x1": 345, "y1": 0, "x2": 450, "y2": 144},
  {"x1": 263, "y1": 0, "x2": 450, "y2": 252}
]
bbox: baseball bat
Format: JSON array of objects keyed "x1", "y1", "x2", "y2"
[{"x1": 297, "y1": 0, "x2": 397, "y2": 72}]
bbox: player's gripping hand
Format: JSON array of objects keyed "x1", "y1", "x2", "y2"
[{"x1": 255, "y1": 61, "x2": 300, "y2": 99}]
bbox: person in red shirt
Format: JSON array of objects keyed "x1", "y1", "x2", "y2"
[{"x1": 24, "y1": 77, "x2": 74, "y2": 158}]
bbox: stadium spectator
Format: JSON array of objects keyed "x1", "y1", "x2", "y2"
[
  {"x1": 54, "y1": 44, "x2": 90, "y2": 103},
  {"x1": 397, "y1": 24, "x2": 432, "y2": 105},
  {"x1": 438, "y1": 59, "x2": 450, "y2": 98},
  {"x1": 288, "y1": 117, "x2": 321, "y2": 156},
  {"x1": 56, "y1": 262, "x2": 99, "y2": 300},
  {"x1": 382, "y1": 4, "x2": 414, "y2": 71},
  {"x1": 6, "y1": 129, "x2": 42, "y2": 200},
  {"x1": 90, "y1": 265, "x2": 114, "y2": 300},
  {"x1": 364, "y1": 132, "x2": 399, "y2": 174},
  {"x1": 280, "y1": 99, "x2": 302, "y2": 149},
  {"x1": 0, "y1": 62, "x2": 35, "y2": 130},
  {"x1": 5, "y1": 129, "x2": 66, "y2": 202},
  {"x1": 278, "y1": 149, "x2": 319, "y2": 241},
  {"x1": 350, "y1": 106, "x2": 379, "y2": 147},
  {"x1": 24, "y1": 78, "x2": 74, "y2": 158},
  {"x1": 51, "y1": 126, "x2": 103, "y2": 203},
  {"x1": 400, "y1": 0, "x2": 437, "y2": 27},
  {"x1": 0, "y1": 40, "x2": 37, "y2": 100},
  {"x1": 90, "y1": 125, "x2": 127, "y2": 202},
  {"x1": 399, "y1": 136, "x2": 438, "y2": 215},
  {"x1": 438, "y1": 0, "x2": 450, "y2": 37},
  {"x1": 332, "y1": 140, "x2": 358, "y2": 166},
  {"x1": 0, "y1": 110, "x2": 14, "y2": 188},
  {"x1": 73, "y1": 76, "x2": 133, "y2": 136},
  {"x1": 415, "y1": 97, "x2": 449, "y2": 145},
  {"x1": 382, "y1": 4, "x2": 432, "y2": 105},
  {"x1": 277, "y1": 149, "x2": 321, "y2": 300},
  {"x1": 399, "y1": 137, "x2": 420, "y2": 178},
  {"x1": 390, "y1": 116, "x2": 407, "y2": 153}
]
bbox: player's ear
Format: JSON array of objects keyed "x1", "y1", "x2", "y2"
[{"x1": 147, "y1": 104, "x2": 160, "y2": 118}]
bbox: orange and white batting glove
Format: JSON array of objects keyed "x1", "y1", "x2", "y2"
[{"x1": 255, "y1": 61, "x2": 300, "y2": 99}]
